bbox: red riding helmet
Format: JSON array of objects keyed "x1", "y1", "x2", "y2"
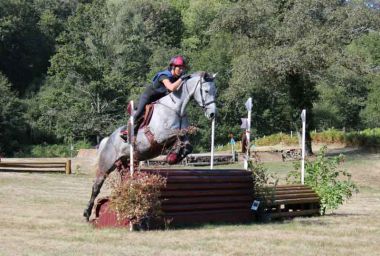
[{"x1": 169, "y1": 55, "x2": 188, "y2": 68}]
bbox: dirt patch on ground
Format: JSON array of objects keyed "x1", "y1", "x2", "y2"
[
  {"x1": 251, "y1": 143, "x2": 360, "y2": 162},
  {"x1": 76, "y1": 149, "x2": 97, "y2": 158},
  {"x1": 253, "y1": 142, "x2": 349, "y2": 152}
]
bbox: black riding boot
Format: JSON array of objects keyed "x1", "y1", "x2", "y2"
[{"x1": 133, "y1": 117, "x2": 143, "y2": 137}]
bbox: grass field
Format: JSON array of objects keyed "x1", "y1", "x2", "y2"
[{"x1": 0, "y1": 150, "x2": 379, "y2": 256}]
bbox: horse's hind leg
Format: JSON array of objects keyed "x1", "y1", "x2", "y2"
[{"x1": 83, "y1": 165, "x2": 115, "y2": 221}]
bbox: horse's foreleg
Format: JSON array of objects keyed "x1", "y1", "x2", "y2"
[
  {"x1": 166, "y1": 136, "x2": 193, "y2": 165},
  {"x1": 83, "y1": 166, "x2": 115, "y2": 221},
  {"x1": 180, "y1": 140, "x2": 193, "y2": 159}
]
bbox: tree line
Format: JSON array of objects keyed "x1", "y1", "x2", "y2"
[{"x1": 0, "y1": 0, "x2": 379, "y2": 156}]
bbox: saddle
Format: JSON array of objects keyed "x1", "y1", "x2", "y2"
[
  {"x1": 125, "y1": 102, "x2": 176, "y2": 157},
  {"x1": 139, "y1": 104, "x2": 154, "y2": 129},
  {"x1": 126, "y1": 102, "x2": 155, "y2": 130}
]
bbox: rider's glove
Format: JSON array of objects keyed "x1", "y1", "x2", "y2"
[{"x1": 180, "y1": 74, "x2": 191, "y2": 81}]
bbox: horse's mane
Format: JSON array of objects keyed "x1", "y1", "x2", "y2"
[
  {"x1": 192, "y1": 71, "x2": 215, "y2": 82},
  {"x1": 169, "y1": 71, "x2": 215, "y2": 98}
]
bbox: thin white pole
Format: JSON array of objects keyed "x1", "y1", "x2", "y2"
[
  {"x1": 231, "y1": 142, "x2": 235, "y2": 162},
  {"x1": 129, "y1": 101, "x2": 134, "y2": 176},
  {"x1": 210, "y1": 118, "x2": 215, "y2": 169},
  {"x1": 129, "y1": 101, "x2": 135, "y2": 232},
  {"x1": 244, "y1": 103, "x2": 252, "y2": 170},
  {"x1": 301, "y1": 109, "x2": 306, "y2": 185}
]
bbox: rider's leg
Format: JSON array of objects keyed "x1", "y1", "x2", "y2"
[
  {"x1": 120, "y1": 93, "x2": 149, "y2": 142},
  {"x1": 133, "y1": 93, "x2": 150, "y2": 121},
  {"x1": 132, "y1": 93, "x2": 150, "y2": 136}
]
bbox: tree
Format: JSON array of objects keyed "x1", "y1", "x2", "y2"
[
  {"x1": 360, "y1": 75, "x2": 380, "y2": 127},
  {"x1": 0, "y1": 0, "x2": 77, "y2": 95},
  {"x1": 33, "y1": 0, "x2": 184, "y2": 143},
  {"x1": 212, "y1": 0, "x2": 380, "y2": 154},
  {"x1": 0, "y1": 73, "x2": 26, "y2": 156},
  {"x1": 356, "y1": 32, "x2": 380, "y2": 127},
  {"x1": 314, "y1": 31, "x2": 380, "y2": 130}
]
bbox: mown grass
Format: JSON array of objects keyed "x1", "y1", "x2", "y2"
[{"x1": 0, "y1": 150, "x2": 379, "y2": 255}]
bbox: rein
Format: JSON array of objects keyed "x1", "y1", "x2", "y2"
[
  {"x1": 156, "y1": 74, "x2": 215, "y2": 128},
  {"x1": 196, "y1": 78, "x2": 215, "y2": 109}
]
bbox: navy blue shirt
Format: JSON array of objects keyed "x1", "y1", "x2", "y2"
[{"x1": 148, "y1": 70, "x2": 179, "y2": 96}]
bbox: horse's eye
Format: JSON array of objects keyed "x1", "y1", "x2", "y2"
[{"x1": 205, "y1": 90, "x2": 209, "y2": 93}]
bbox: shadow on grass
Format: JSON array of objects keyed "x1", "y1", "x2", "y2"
[
  {"x1": 326, "y1": 212, "x2": 369, "y2": 217},
  {"x1": 149, "y1": 215, "x2": 334, "y2": 231},
  {"x1": 326, "y1": 147, "x2": 380, "y2": 159}
]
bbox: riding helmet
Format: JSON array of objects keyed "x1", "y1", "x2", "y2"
[{"x1": 169, "y1": 55, "x2": 188, "y2": 68}]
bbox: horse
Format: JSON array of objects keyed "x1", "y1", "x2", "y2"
[{"x1": 83, "y1": 72, "x2": 217, "y2": 220}]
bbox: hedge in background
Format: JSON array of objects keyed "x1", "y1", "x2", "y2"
[
  {"x1": 253, "y1": 128, "x2": 380, "y2": 148},
  {"x1": 14, "y1": 140, "x2": 92, "y2": 157}
]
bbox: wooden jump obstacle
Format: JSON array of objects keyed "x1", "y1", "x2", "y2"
[
  {"x1": 185, "y1": 153, "x2": 238, "y2": 166},
  {"x1": 143, "y1": 152, "x2": 238, "y2": 166},
  {"x1": 254, "y1": 184, "x2": 320, "y2": 221},
  {"x1": 0, "y1": 159, "x2": 71, "y2": 174},
  {"x1": 92, "y1": 169, "x2": 321, "y2": 228},
  {"x1": 93, "y1": 168, "x2": 255, "y2": 228}
]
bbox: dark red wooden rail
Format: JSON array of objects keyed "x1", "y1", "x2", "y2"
[{"x1": 92, "y1": 168, "x2": 255, "y2": 228}]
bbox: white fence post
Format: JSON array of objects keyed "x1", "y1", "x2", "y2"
[
  {"x1": 129, "y1": 100, "x2": 135, "y2": 232},
  {"x1": 301, "y1": 109, "x2": 306, "y2": 185},
  {"x1": 129, "y1": 101, "x2": 134, "y2": 176},
  {"x1": 210, "y1": 118, "x2": 215, "y2": 169},
  {"x1": 244, "y1": 98, "x2": 252, "y2": 170},
  {"x1": 231, "y1": 138, "x2": 235, "y2": 162}
]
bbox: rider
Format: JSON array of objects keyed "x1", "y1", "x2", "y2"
[{"x1": 121, "y1": 55, "x2": 191, "y2": 141}]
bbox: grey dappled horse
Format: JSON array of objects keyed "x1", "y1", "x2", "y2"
[{"x1": 83, "y1": 72, "x2": 217, "y2": 220}]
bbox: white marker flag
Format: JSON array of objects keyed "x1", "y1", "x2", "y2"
[{"x1": 245, "y1": 97, "x2": 252, "y2": 111}]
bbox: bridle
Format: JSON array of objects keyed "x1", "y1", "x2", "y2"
[
  {"x1": 157, "y1": 74, "x2": 216, "y2": 116},
  {"x1": 186, "y1": 75, "x2": 215, "y2": 110},
  {"x1": 156, "y1": 74, "x2": 216, "y2": 129}
]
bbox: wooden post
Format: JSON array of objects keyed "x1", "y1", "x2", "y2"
[{"x1": 65, "y1": 159, "x2": 71, "y2": 175}]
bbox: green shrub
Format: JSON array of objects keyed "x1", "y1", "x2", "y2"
[
  {"x1": 255, "y1": 133, "x2": 298, "y2": 146},
  {"x1": 345, "y1": 128, "x2": 380, "y2": 147},
  {"x1": 286, "y1": 146, "x2": 358, "y2": 215},
  {"x1": 248, "y1": 161, "x2": 279, "y2": 204},
  {"x1": 247, "y1": 161, "x2": 279, "y2": 221},
  {"x1": 311, "y1": 128, "x2": 345, "y2": 144},
  {"x1": 248, "y1": 161, "x2": 278, "y2": 193},
  {"x1": 224, "y1": 128, "x2": 380, "y2": 149},
  {"x1": 109, "y1": 172, "x2": 167, "y2": 226}
]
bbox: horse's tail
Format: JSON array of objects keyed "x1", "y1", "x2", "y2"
[
  {"x1": 93, "y1": 137, "x2": 110, "y2": 175},
  {"x1": 97, "y1": 137, "x2": 109, "y2": 157}
]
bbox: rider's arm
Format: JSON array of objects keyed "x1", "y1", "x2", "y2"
[{"x1": 162, "y1": 78, "x2": 183, "y2": 92}]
